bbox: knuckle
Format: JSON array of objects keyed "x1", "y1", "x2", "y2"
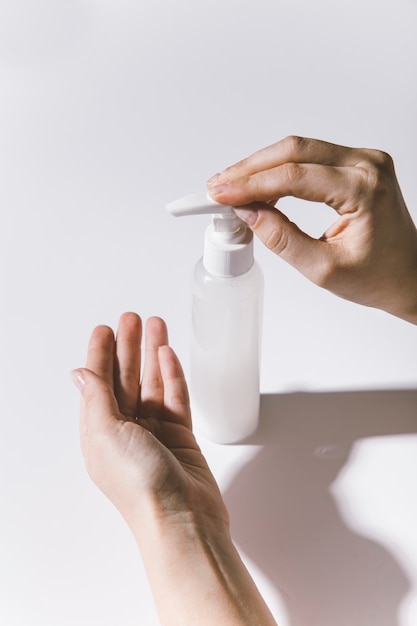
[
  {"x1": 281, "y1": 162, "x2": 305, "y2": 187},
  {"x1": 364, "y1": 164, "x2": 390, "y2": 199},
  {"x1": 283, "y1": 134, "x2": 306, "y2": 154},
  {"x1": 118, "y1": 368, "x2": 139, "y2": 389},
  {"x1": 224, "y1": 158, "x2": 249, "y2": 178},
  {"x1": 367, "y1": 148, "x2": 394, "y2": 171},
  {"x1": 356, "y1": 149, "x2": 395, "y2": 197},
  {"x1": 234, "y1": 157, "x2": 249, "y2": 171},
  {"x1": 264, "y1": 225, "x2": 290, "y2": 256},
  {"x1": 84, "y1": 386, "x2": 101, "y2": 410},
  {"x1": 168, "y1": 392, "x2": 188, "y2": 408},
  {"x1": 353, "y1": 158, "x2": 394, "y2": 206},
  {"x1": 142, "y1": 375, "x2": 162, "y2": 391},
  {"x1": 246, "y1": 173, "x2": 262, "y2": 198}
]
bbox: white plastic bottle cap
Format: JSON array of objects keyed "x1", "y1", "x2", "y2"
[{"x1": 166, "y1": 192, "x2": 254, "y2": 277}]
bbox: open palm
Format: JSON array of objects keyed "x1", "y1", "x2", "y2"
[{"x1": 73, "y1": 313, "x2": 229, "y2": 535}]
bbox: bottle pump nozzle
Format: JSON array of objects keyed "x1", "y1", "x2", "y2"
[{"x1": 166, "y1": 192, "x2": 254, "y2": 277}]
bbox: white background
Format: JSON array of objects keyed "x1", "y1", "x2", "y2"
[{"x1": 0, "y1": 1, "x2": 416, "y2": 624}]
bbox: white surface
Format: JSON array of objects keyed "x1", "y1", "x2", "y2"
[{"x1": 0, "y1": 1, "x2": 416, "y2": 624}]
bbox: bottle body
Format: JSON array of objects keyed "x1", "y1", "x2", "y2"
[{"x1": 190, "y1": 258, "x2": 263, "y2": 444}]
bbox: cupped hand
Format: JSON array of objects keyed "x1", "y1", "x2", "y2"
[
  {"x1": 208, "y1": 136, "x2": 417, "y2": 323},
  {"x1": 72, "y1": 313, "x2": 229, "y2": 537}
]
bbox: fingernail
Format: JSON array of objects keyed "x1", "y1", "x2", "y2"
[
  {"x1": 71, "y1": 369, "x2": 86, "y2": 390},
  {"x1": 233, "y1": 207, "x2": 258, "y2": 227},
  {"x1": 207, "y1": 172, "x2": 222, "y2": 187},
  {"x1": 208, "y1": 184, "x2": 230, "y2": 200}
]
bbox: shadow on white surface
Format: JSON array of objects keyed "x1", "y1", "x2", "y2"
[{"x1": 225, "y1": 390, "x2": 417, "y2": 626}]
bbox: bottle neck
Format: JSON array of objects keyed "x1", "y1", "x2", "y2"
[{"x1": 203, "y1": 223, "x2": 254, "y2": 277}]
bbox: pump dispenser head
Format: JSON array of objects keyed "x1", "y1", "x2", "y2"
[{"x1": 166, "y1": 192, "x2": 254, "y2": 277}]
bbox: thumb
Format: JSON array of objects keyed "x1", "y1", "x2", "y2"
[
  {"x1": 71, "y1": 368, "x2": 120, "y2": 433},
  {"x1": 234, "y1": 204, "x2": 329, "y2": 283}
]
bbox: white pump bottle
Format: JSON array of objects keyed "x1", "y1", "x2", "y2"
[{"x1": 166, "y1": 192, "x2": 263, "y2": 444}]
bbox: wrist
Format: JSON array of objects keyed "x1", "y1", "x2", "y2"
[
  {"x1": 385, "y1": 264, "x2": 417, "y2": 325},
  {"x1": 122, "y1": 479, "x2": 231, "y2": 547},
  {"x1": 397, "y1": 236, "x2": 417, "y2": 325},
  {"x1": 129, "y1": 503, "x2": 276, "y2": 626},
  {"x1": 401, "y1": 272, "x2": 417, "y2": 324},
  {"x1": 132, "y1": 499, "x2": 233, "y2": 576}
]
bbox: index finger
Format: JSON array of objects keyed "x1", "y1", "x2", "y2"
[
  {"x1": 210, "y1": 136, "x2": 364, "y2": 183},
  {"x1": 210, "y1": 162, "x2": 363, "y2": 214}
]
